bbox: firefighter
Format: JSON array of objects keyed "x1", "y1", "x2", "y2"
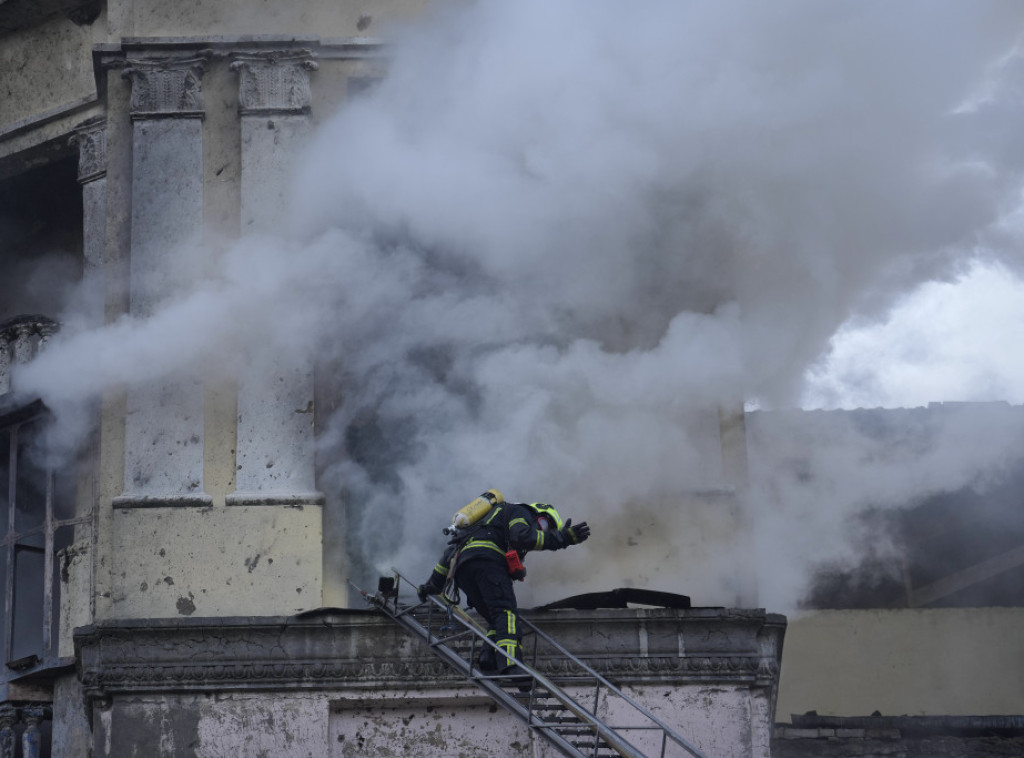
[{"x1": 418, "y1": 497, "x2": 591, "y2": 681}]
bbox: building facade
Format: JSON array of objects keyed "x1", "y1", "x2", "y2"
[
  {"x1": 1, "y1": 1, "x2": 784, "y2": 755},
  {"x1": 3, "y1": 2, "x2": 1022, "y2": 756}
]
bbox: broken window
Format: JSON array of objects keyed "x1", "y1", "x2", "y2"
[
  {"x1": 0, "y1": 154, "x2": 87, "y2": 684},
  {"x1": 0, "y1": 401, "x2": 81, "y2": 675}
]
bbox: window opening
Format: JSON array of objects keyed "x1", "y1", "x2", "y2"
[{"x1": 0, "y1": 406, "x2": 87, "y2": 676}]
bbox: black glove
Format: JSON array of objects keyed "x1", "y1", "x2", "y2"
[
  {"x1": 417, "y1": 584, "x2": 429, "y2": 603},
  {"x1": 559, "y1": 519, "x2": 591, "y2": 546}
]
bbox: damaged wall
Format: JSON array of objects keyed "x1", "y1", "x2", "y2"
[{"x1": 75, "y1": 606, "x2": 785, "y2": 758}]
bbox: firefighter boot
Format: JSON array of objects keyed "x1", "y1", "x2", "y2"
[
  {"x1": 500, "y1": 663, "x2": 533, "y2": 692},
  {"x1": 478, "y1": 631, "x2": 497, "y2": 671}
]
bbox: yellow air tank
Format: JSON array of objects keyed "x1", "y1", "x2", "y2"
[{"x1": 446, "y1": 489, "x2": 504, "y2": 534}]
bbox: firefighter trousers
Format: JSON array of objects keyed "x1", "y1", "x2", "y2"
[{"x1": 455, "y1": 557, "x2": 520, "y2": 671}]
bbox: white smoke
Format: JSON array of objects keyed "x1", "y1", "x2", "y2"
[
  {"x1": 14, "y1": 0, "x2": 1024, "y2": 609},
  {"x1": 747, "y1": 402, "x2": 1024, "y2": 608},
  {"x1": 804, "y1": 260, "x2": 1024, "y2": 409}
]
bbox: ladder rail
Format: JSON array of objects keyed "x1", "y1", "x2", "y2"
[
  {"x1": 420, "y1": 593, "x2": 645, "y2": 758},
  {"x1": 373, "y1": 585, "x2": 638, "y2": 758},
  {"x1": 518, "y1": 613, "x2": 708, "y2": 758},
  {"x1": 360, "y1": 571, "x2": 709, "y2": 758},
  {"x1": 419, "y1": 615, "x2": 591, "y2": 757}
]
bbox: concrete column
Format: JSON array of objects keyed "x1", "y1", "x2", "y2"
[
  {"x1": 226, "y1": 52, "x2": 323, "y2": 508},
  {"x1": 71, "y1": 117, "x2": 108, "y2": 328},
  {"x1": 113, "y1": 55, "x2": 211, "y2": 509}
]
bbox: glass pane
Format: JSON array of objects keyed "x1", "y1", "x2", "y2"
[
  {"x1": 16, "y1": 531, "x2": 43, "y2": 550},
  {"x1": 12, "y1": 542, "x2": 44, "y2": 663},
  {"x1": 15, "y1": 421, "x2": 47, "y2": 533},
  {"x1": 0, "y1": 429, "x2": 9, "y2": 539}
]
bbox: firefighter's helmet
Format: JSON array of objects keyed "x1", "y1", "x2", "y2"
[{"x1": 527, "y1": 502, "x2": 563, "y2": 532}]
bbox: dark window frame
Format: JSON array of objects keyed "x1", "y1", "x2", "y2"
[{"x1": 0, "y1": 399, "x2": 89, "y2": 679}]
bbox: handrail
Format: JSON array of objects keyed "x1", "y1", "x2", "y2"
[
  {"x1": 517, "y1": 613, "x2": 708, "y2": 757},
  {"x1": 361, "y1": 570, "x2": 709, "y2": 758}
]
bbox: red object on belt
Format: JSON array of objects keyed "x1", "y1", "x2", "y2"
[{"x1": 505, "y1": 550, "x2": 526, "y2": 581}]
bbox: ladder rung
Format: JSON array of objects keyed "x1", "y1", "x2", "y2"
[
  {"x1": 548, "y1": 722, "x2": 597, "y2": 730},
  {"x1": 547, "y1": 675, "x2": 605, "y2": 682},
  {"x1": 369, "y1": 572, "x2": 709, "y2": 758}
]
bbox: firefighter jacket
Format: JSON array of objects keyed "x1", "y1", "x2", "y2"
[{"x1": 421, "y1": 502, "x2": 568, "y2": 594}]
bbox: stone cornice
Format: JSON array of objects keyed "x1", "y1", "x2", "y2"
[
  {"x1": 75, "y1": 608, "x2": 785, "y2": 702},
  {"x1": 96, "y1": 37, "x2": 385, "y2": 65}
]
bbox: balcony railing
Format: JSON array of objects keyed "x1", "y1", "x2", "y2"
[{"x1": 0, "y1": 316, "x2": 59, "y2": 397}]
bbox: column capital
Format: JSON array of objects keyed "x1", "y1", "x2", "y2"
[
  {"x1": 122, "y1": 54, "x2": 210, "y2": 119},
  {"x1": 230, "y1": 51, "x2": 319, "y2": 115},
  {"x1": 70, "y1": 118, "x2": 107, "y2": 183},
  {"x1": 20, "y1": 705, "x2": 49, "y2": 725}
]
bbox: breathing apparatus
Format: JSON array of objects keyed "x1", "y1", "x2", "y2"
[{"x1": 442, "y1": 488, "x2": 504, "y2": 538}]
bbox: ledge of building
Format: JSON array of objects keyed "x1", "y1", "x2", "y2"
[
  {"x1": 75, "y1": 606, "x2": 785, "y2": 702},
  {"x1": 93, "y1": 35, "x2": 385, "y2": 62},
  {"x1": 773, "y1": 713, "x2": 1024, "y2": 757},
  {"x1": 778, "y1": 712, "x2": 1024, "y2": 737}
]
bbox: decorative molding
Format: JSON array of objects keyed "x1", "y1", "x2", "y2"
[
  {"x1": 70, "y1": 120, "x2": 107, "y2": 183},
  {"x1": 111, "y1": 494, "x2": 214, "y2": 509},
  {"x1": 122, "y1": 55, "x2": 210, "y2": 119},
  {"x1": 77, "y1": 651, "x2": 778, "y2": 697},
  {"x1": 75, "y1": 609, "x2": 785, "y2": 701},
  {"x1": 224, "y1": 492, "x2": 325, "y2": 507},
  {"x1": 230, "y1": 52, "x2": 319, "y2": 115},
  {"x1": 0, "y1": 315, "x2": 60, "y2": 397}
]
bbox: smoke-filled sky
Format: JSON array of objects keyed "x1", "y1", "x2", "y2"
[{"x1": 14, "y1": 0, "x2": 1024, "y2": 610}]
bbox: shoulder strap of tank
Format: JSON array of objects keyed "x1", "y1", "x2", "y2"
[
  {"x1": 442, "y1": 507, "x2": 500, "y2": 598},
  {"x1": 482, "y1": 504, "x2": 504, "y2": 525},
  {"x1": 450, "y1": 505, "x2": 502, "y2": 549}
]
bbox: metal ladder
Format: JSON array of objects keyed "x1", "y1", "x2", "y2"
[{"x1": 356, "y1": 571, "x2": 709, "y2": 758}]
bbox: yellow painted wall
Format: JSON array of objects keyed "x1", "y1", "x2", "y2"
[
  {"x1": 777, "y1": 608, "x2": 1024, "y2": 719},
  {"x1": 109, "y1": 504, "x2": 323, "y2": 618}
]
